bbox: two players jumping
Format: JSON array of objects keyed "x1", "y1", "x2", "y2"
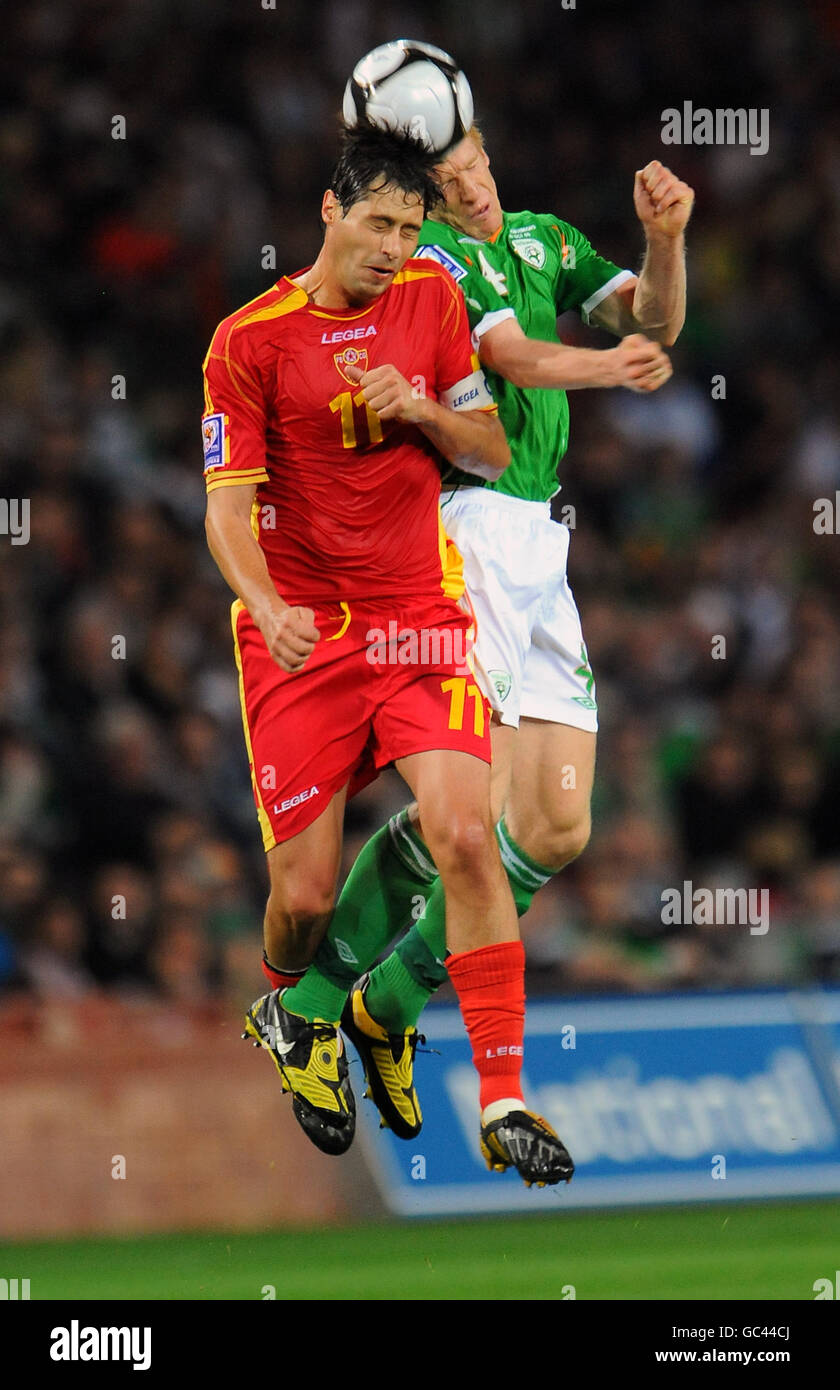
[{"x1": 202, "y1": 66, "x2": 692, "y2": 1187}]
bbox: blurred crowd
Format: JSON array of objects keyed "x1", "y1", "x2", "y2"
[{"x1": 1, "y1": 0, "x2": 839, "y2": 1008}]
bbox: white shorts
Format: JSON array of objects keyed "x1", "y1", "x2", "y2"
[{"x1": 442, "y1": 487, "x2": 598, "y2": 732}]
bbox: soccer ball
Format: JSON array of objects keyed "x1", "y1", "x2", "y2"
[{"x1": 343, "y1": 39, "x2": 474, "y2": 156}]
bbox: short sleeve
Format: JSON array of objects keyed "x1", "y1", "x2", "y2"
[
  {"x1": 546, "y1": 219, "x2": 635, "y2": 323},
  {"x1": 201, "y1": 321, "x2": 271, "y2": 494},
  {"x1": 431, "y1": 271, "x2": 497, "y2": 414}
]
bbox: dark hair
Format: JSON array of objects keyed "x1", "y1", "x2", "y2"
[{"x1": 329, "y1": 120, "x2": 443, "y2": 217}]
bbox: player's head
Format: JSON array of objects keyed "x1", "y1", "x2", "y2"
[
  {"x1": 432, "y1": 126, "x2": 503, "y2": 242},
  {"x1": 321, "y1": 122, "x2": 443, "y2": 305}
]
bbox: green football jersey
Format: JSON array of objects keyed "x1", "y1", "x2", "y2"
[{"x1": 418, "y1": 210, "x2": 632, "y2": 501}]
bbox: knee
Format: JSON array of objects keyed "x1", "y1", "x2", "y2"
[
  {"x1": 531, "y1": 813, "x2": 591, "y2": 872},
  {"x1": 266, "y1": 878, "x2": 334, "y2": 930},
  {"x1": 423, "y1": 811, "x2": 496, "y2": 880}
]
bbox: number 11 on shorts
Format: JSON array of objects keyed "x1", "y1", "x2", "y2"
[{"x1": 441, "y1": 676, "x2": 485, "y2": 737}]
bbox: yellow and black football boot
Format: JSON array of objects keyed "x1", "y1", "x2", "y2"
[
  {"x1": 480, "y1": 1110, "x2": 574, "y2": 1187},
  {"x1": 243, "y1": 989, "x2": 355, "y2": 1155},
  {"x1": 340, "y1": 973, "x2": 423, "y2": 1140}
]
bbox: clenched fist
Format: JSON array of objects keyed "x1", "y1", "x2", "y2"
[
  {"x1": 634, "y1": 160, "x2": 694, "y2": 238},
  {"x1": 609, "y1": 333, "x2": 673, "y2": 392},
  {"x1": 344, "y1": 362, "x2": 425, "y2": 424},
  {"x1": 260, "y1": 604, "x2": 320, "y2": 673}
]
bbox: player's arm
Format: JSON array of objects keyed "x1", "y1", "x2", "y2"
[
  {"x1": 202, "y1": 325, "x2": 318, "y2": 673},
  {"x1": 345, "y1": 362, "x2": 510, "y2": 481},
  {"x1": 479, "y1": 316, "x2": 672, "y2": 393},
  {"x1": 588, "y1": 161, "x2": 694, "y2": 345},
  {"x1": 206, "y1": 486, "x2": 320, "y2": 675},
  {"x1": 205, "y1": 484, "x2": 319, "y2": 674}
]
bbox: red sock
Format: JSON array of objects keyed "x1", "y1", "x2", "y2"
[
  {"x1": 261, "y1": 954, "x2": 306, "y2": 993},
  {"x1": 446, "y1": 940, "x2": 526, "y2": 1111}
]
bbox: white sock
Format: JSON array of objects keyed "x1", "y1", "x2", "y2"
[{"x1": 481, "y1": 1097, "x2": 524, "y2": 1126}]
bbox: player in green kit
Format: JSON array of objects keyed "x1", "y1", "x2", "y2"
[{"x1": 279, "y1": 121, "x2": 694, "y2": 1167}]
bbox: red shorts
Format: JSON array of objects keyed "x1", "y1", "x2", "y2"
[{"x1": 231, "y1": 595, "x2": 491, "y2": 848}]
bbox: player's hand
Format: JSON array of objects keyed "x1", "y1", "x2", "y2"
[
  {"x1": 260, "y1": 604, "x2": 320, "y2": 673},
  {"x1": 344, "y1": 362, "x2": 423, "y2": 424},
  {"x1": 634, "y1": 161, "x2": 694, "y2": 238},
  {"x1": 609, "y1": 333, "x2": 673, "y2": 392}
]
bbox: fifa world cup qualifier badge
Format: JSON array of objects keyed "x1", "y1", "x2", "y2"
[{"x1": 202, "y1": 412, "x2": 226, "y2": 473}]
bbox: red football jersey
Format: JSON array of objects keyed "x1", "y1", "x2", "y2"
[{"x1": 202, "y1": 259, "x2": 496, "y2": 606}]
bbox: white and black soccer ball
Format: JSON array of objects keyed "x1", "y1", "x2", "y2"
[{"x1": 343, "y1": 39, "x2": 474, "y2": 156}]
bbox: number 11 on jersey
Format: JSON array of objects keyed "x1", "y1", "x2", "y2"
[{"x1": 329, "y1": 390, "x2": 384, "y2": 449}]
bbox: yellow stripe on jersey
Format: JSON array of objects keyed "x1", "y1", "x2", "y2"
[
  {"x1": 230, "y1": 598, "x2": 276, "y2": 853},
  {"x1": 309, "y1": 305, "x2": 374, "y2": 321},
  {"x1": 440, "y1": 284, "x2": 460, "y2": 338},
  {"x1": 235, "y1": 287, "x2": 308, "y2": 331},
  {"x1": 305, "y1": 265, "x2": 446, "y2": 317},
  {"x1": 203, "y1": 350, "x2": 263, "y2": 417},
  {"x1": 391, "y1": 267, "x2": 440, "y2": 285},
  {"x1": 205, "y1": 468, "x2": 268, "y2": 495},
  {"x1": 437, "y1": 511, "x2": 466, "y2": 602},
  {"x1": 203, "y1": 284, "x2": 307, "y2": 417}
]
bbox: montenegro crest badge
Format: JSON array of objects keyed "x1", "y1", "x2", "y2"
[{"x1": 334, "y1": 345, "x2": 369, "y2": 384}]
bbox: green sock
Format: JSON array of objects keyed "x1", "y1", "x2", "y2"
[
  {"x1": 365, "y1": 880, "x2": 449, "y2": 1029},
  {"x1": 365, "y1": 878, "x2": 448, "y2": 1029},
  {"x1": 495, "y1": 814, "x2": 556, "y2": 914},
  {"x1": 280, "y1": 809, "x2": 439, "y2": 1023},
  {"x1": 365, "y1": 815, "x2": 556, "y2": 1032}
]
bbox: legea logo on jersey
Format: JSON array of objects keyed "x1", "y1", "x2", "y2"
[
  {"x1": 334, "y1": 346, "x2": 369, "y2": 383},
  {"x1": 321, "y1": 325, "x2": 377, "y2": 345}
]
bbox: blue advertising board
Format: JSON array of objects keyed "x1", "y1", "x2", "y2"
[{"x1": 352, "y1": 990, "x2": 840, "y2": 1215}]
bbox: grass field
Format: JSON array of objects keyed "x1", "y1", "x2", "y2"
[{"x1": 3, "y1": 1199, "x2": 838, "y2": 1300}]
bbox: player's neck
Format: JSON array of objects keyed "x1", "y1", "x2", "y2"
[
  {"x1": 292, "y1": 255, "x2": 370, "y2": 311},
  {"x1": 431, "y1": 212, "x2": 503, "y2": 243}
]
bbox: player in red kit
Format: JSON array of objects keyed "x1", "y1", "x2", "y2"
[{"x1": 203, "y1": 124, "x2": 573, "y2": 1186}]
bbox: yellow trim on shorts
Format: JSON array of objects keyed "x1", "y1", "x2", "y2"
[
  {"x1": 325, "y1": 601, "x2": 351, "y2": 642},
  {"x1": 437, "y1": 511, "x2": 466, "y2": 601},
  {"x1": 230, "y1": 598, "x2": 276, "y2": 852}
]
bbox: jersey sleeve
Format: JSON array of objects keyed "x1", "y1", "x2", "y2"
[
  {"x1": 544, "y1": 218, "x2": 635, "y2": 324},
  {"x1": 429, "y1": 270, "x2": 498, "y2": 414},
  {"x1": 201, "y1": 320, "x2": 271, "y2": 495},
  {"x1": 416, "y1": 238, "x2": 516, "y2": 345}
]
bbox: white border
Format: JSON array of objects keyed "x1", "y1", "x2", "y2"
[{"x1": 581, "y1": 268, "x2": 635, "y2": 323}]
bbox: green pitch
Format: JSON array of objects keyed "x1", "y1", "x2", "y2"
[{"x1": 4, "y1": 1200, "x2": 837, "y2": 1300}]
